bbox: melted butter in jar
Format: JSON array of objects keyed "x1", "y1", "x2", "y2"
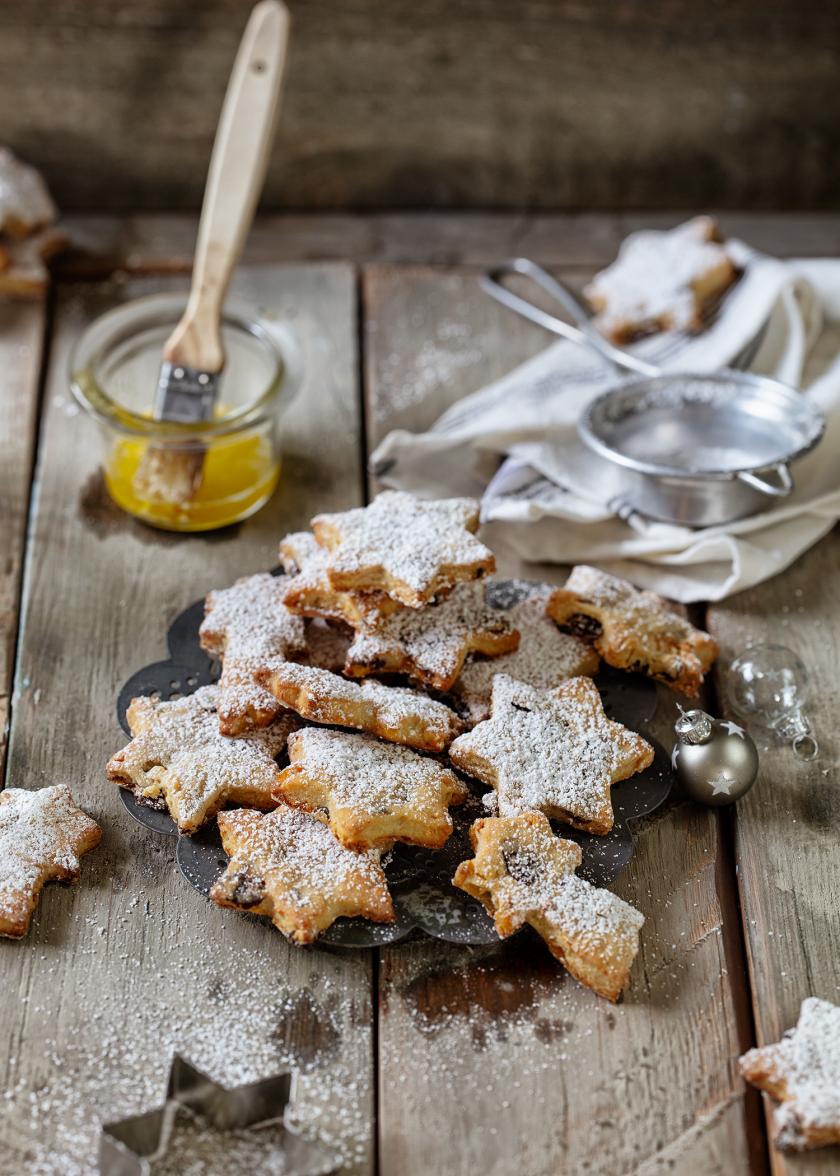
[
  {"x1": 105, "y1": 429, "x2": 281, "y2": 531},
  {"x1": 70, "y1": 295, "x2": 299, "y2": 532}
]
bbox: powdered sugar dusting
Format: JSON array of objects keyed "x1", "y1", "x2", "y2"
[
  {"x1": 585, "y1": 216, "x2": 735, "y2": 340},
  {"x1": 284, "y1": 728, "x2": 464, "y2": 831},
  {"x1": 0, "y1": 787, "x2": 99, "y2": 933},
  {"x1": 550, "y1": 565, "x2": 717, "y2": 693},
  {"x1": 471, "y1": 813, "x2": 644, "y2": 950},
  {"x1": 455, "y1": 582, "x2": 598, "y2": 724},
  {"x1": 199, "y1": 574, "x2": 307, "y2": 730},
  {"x1": 106, "y1": 686, "x2": 295, "y2": 831},
  {"x1": 561, "y1": 566, "x2": 696, "y2": 640},
  {"x1": 200, "y1": 574, "x2": 306, "y2": 662},
  {"x1": 741, "y1": 997, "x2": 840, "y2": 1150},
  {"x1": 215, "y1": 805, "x2": 390, "y2": 925},
  {"x1": 0, "y1": 146, "x2": 56, "y2": 235},
  {"x1": 0, "y1": 894, "x2": 374, "y2": 1174},
  {"x1": 449, "y1": 675, "x2": 651, "y2": 829},
  {"x1": 312, "y1": 491, "x2": 494, "y2": 602},
  {"x1": 280, "y1": 532, "x2": 395, "y2": 627},
  {"x1": 346, "y1": 580, "x2": 515, "y2": 689},
  {"x1": 261, "y1": 661, "x2": 461, "y2": 750}
]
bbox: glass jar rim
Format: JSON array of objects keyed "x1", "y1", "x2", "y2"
[{"x1": 68, "y1": 292, "x2": 301, "y2": 438}]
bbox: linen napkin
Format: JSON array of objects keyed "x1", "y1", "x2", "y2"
[{"x1": 370, "y1": 244, "x2": 839, "y2": 603}]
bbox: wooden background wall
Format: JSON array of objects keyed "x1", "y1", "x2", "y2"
[{"x1": 2, "y1": 0, "x2": 839, "y2": 212}]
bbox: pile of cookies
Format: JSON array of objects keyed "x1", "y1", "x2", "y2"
[{"x1": 106, "y1": 490, "x2": 719, "y2": 1002}]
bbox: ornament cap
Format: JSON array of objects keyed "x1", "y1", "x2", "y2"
[{"x1": 675, "y1": 706, "x2": 713, "y2": 745}]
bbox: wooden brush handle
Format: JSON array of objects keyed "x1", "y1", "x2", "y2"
[{"x1": 164, "y1": 0, "x2": 290, "y2": 372}]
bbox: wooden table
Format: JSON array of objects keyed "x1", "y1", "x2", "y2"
[{"x1": 1, "y1": 212, "x2": 838, "y2": 1176}]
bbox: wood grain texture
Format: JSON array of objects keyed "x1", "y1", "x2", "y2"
[
  {"x1": 364, "y1": 263, "x2": 757, "y2": 1175},
  {"x1": 708, "y1": 536, "x2": 840, "y2": 1176},
  {"x1": 56, "y1": 210, "x2": 840, "y2": 291},
  {"x1": 2, "y1": 2, "x2": 840, "y2": 211},
  {"x1": 0, "y1": 302, "x2": 45, "y2": 780},
  {"x1": 0, "y1": 265, "x2": 374, "y2": 1173}
]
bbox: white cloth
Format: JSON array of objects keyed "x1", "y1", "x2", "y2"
[{"x1": 370, "y1": 246, "x2": 840, "y2": 602}]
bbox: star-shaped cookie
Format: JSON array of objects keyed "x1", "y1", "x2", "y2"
[
  {"x1": 280, "y1": 531, "x2": 400, "y2": 628},
  {"x1": 739, "y1": 998, "x2": 840, "y2": 1152},
  {"x1": 274, "y1": 727, "x2": 469, "y2": 851},
  {"x1": 546, "y1": 565, "x2": 718, "y2": 696},
  {"x1": 453, "y1": 813, "x2": 644, "y2": 1001},
  {"x1": 211, "y1": 805, "x2": 394, "y2": 943},
  {"x1": 453, "y1": 582, "x2": 600, "y2": 724},
  {"x1": 199, "y1": 573, "x2": 307, "y2": 735},
  {"x1": 256, "y1": 660, "x2": 463, "y2": 752},
  {"x1": 106, "y1": 686, "x2": 297, "y2": 834},
  {"x1": 0, "y1": 785, "x2": 101, "y2": 938},
  {"x1": 448, "y1": 674, "x2": 653, "y2": 834},
  {"x1": 311, "y1": 491, "x2": 496, "y2": 608},
  {"x1": 344, "y1": 581, "x2": 519, "y2": 692}
]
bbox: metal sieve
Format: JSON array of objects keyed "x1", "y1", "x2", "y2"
[{"x1": 481, "y1": 258, "x2": 825, "y2": 527}]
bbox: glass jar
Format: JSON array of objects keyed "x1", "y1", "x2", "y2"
[{"x1": 69, "y1": 294, "x2": 301, "y2": 531}]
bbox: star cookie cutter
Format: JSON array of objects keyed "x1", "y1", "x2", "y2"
[
  {"x1": 99, "y1": 1055, "x2": 339, "y2": 1176},
  {"x1": 115, "y1": 580, "x2": 672, "y2": 948}
]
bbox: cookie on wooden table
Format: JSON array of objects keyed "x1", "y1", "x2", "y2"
[
  {"x1": 739, "y1": 998, "x2": 840, "y2": 1152},
  {"x1": 449, "y1": 674, "x2": 653, "y2": 835},
  {"x1": 454, "y1": 812, "x2": 644, "y2": 1002},
  {"x1": 584, "y1": 216, "x2": 738, "y2": 344},
  {"x1": 280, "y1": 531, "x2": 400, "y2": 628},
  {"x1": 274, "y1": 727, "x2": 469, "y2": 851},
  {"x1": 453, "y1": 581, "x2": 600, "y2": 725},
  {"x1": 211, "y1": 805, "x2": 394, "y2": 943},
  {"x1": 311, "y1": 491, "x2": 495, "y2": 608},
  {"x1": 256, "y1": 660, "x2": 463, "y2": 753},
  {"x1": 106, "y1": 686, "x2": 296, "y2": 834},
  {"x1": 344, "y1": 580, "x2": 519, "y2": 692},
  {"x1": 199, "y1": 573, "x2": 307, "y2": 735},
  {"x1": 0, "y1": 146, "x2": 57, "y2": 238},
  {"x1": 546, "y1": 565, "x2": 717, "y2": 696},
  {"x1": 0, "y1": 229, "x2": 66, "y2": 299},
  {"x1": 0, "y1": 785, "x2": 101, "y2": 939}
]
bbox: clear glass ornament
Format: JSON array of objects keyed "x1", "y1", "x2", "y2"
[{"x1": 727, "y1": 643, "x2": 818, "y2": 761}]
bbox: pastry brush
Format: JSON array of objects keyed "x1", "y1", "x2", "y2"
[{"x1": 135, "y1": 0, "x2": 290, "y2": 505}]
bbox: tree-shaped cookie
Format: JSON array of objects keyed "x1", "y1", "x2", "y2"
[
  {"x1": 740, "y1": 998, "x2": 840, "y2": 1152},
  {"x1": 453, "y1": 812, "x2": 644, "y2": 1001},
  {"x1": 106, "y1": 686, "x2": 297, "y2": 834},
  {"x1": 546, "y1": 565, "x2": 717, "y2": 696},
  {"x1": 0, "y1": 785, "x2": 101, "y2": 938},
  {"x1": 280, "y1": 531, "x2": 400, "y2": 628},
  {"x1": 311, "y1": 491, "x2": 495, "y2": 608},
  {"x1": 453, "y1": 582, "x2": 599, "y2": 724},
  {"x1": 199, "y1": 573, "x2": 307, "y2": 735},
  {"x1": 274, "y1": 727, "x2": 469, "y2": 851},
  {"x1": 344, "y1": 581, "x2": 519, "y2": 692},
  {"x1": 256, "y1": 660, "x2": 462, "y2": 752},
  {"x1": 449, "y1": 674, "x2": 653, "y2": 834},
  {"x1": 211, "y1": 805, "x2": 394, "y2": 943}
]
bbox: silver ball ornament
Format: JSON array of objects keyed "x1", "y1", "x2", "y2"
[{"x1": 672, "y1": 707, "x2": 759, "y2": 806}]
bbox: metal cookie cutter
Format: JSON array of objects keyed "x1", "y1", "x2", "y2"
[{"x1": 99, "y1": 1055, "x2": 340, "y2": 1175}]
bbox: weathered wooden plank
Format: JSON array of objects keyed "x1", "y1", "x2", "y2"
[
  {"x1": 58, "y1": 212, "x2": 840, "y2": 278},
  {"x1": 708, "y1": 536, "x2": 840, "y2": 1176},
  {"x1": 0, "y1": 301, "x2": 45, "y2": 780},
  {"x1": 3, "y1": 2, "x2": 840, "y2": 212},
  {"x1": 363, "y1": 264, "x2": 757, "y2": 1175},
  {"x1": 0, "y1": 265, "x2": 375, "y2": 1173}
]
